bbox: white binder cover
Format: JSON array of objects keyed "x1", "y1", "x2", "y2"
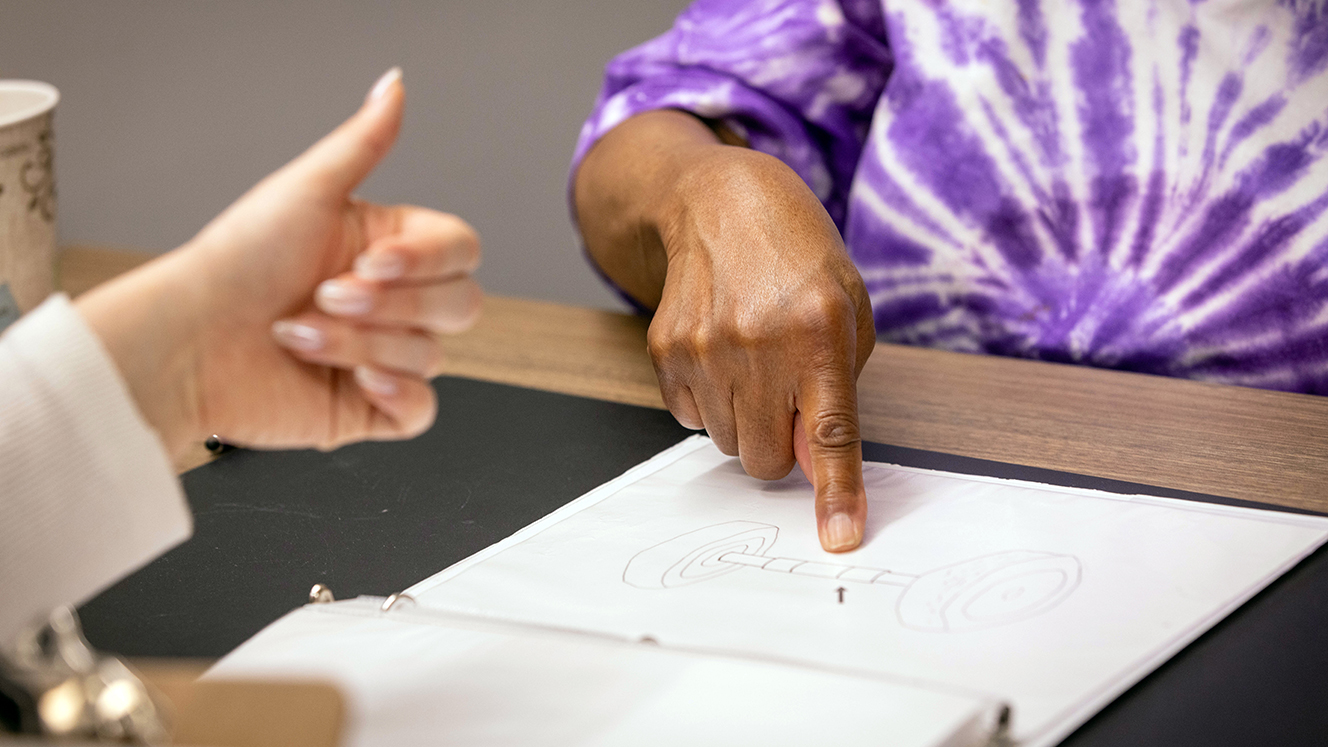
[
  {"x1": 212, "y1": 436, "x2": 1328, "y2": 746},
  {"x1": 213, "y1": 598, "x2": 1004, "y2": 747}
]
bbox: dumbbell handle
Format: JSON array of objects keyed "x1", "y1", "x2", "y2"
[{"x1": 717, "y1": 552, "x2": 916, "y2": 586}]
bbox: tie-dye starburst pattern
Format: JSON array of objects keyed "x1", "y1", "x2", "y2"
[{"x1": 573, "y1": 0, "x2": 1328, "y2": 394}]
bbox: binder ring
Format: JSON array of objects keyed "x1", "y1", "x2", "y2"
[
  {"x1": 381, "y1": 592, "x2": 415, "y2": 612},
  {"x1": 308, "y1": 583, "x2": 335, "y2": 604}
]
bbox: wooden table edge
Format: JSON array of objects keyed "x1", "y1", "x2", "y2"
[{"x1": 58, "y1": 245, "x2": 1328, "y2": 513}]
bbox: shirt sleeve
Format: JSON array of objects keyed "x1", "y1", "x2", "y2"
[
  {"x1": 0, "y1": 294, "x2": 192, "y2": 643},
  {"x1": 570, "y1": 0, "x2": 893, "y2": 229}
]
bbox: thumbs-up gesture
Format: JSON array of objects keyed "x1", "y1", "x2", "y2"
[{"x1": 77, "y1": 68, "x2": 481, "y2": 456}]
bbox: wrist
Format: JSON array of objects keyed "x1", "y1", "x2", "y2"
[
  {"x1": 652, "y1": 146, "x2": 811, "y2": 264},
  {"x1": 75, "y1": 250, "x2": 207, "y2": 459},
  {"x1": 648, "y1": 142, "x2": 734, "y2": 259}
]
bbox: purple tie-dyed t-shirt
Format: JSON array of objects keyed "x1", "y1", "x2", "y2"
[{"x1": 572, "y1": 0, "x2": 1328, "y2": 394}]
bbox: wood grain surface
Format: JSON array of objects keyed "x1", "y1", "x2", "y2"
[
  {"x1": 58, "y1": 244, "x2": 155, "y2": 298},
  {"x1": 61, "y1": 246, "x2": 1328, "y2": 513},
  {"x1": 133, "y1": 658, "x2": 342, "y2": 747}
]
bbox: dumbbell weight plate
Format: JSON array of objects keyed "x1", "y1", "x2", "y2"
[
  {"x1": 623, "y1": 521, "x2": 780, "y2": 589},
  {"x1": 895, "y1": 551, "x2": 1082, "y2": 632}
]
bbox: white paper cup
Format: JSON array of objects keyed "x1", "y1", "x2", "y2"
[{"x1": 0, "y1": 80, "x2": 59, "y2": 328}]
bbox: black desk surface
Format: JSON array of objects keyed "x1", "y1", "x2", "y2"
[{"x1": 80, "y1": 377, "x2": 1328, "y2": 746}]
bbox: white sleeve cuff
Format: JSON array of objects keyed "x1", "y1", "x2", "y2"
[{"x1": 0, "y1": 293, "x2": 192, "y2": 643}]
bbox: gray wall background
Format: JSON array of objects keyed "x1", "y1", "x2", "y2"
[{"x1": 0, "y1": 1, "x2": 690, "y2": 309}]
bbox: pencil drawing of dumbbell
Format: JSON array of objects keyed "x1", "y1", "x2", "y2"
[{"x1": 623, "y1": 521, "x2": 1082, "y2": 632}]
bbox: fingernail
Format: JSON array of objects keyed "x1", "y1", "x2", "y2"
[
  {"x1": 316, "y1": 280, "x2": 373, "y2": 316},
  {"x1": 822, "y1": 513, "x2": 861, "y2": 552},
  {"x1": 354, "y1": 250, "x2": 405, "y2": 281},
  {"x1": 354, "y1": 365, "x2": 399, "y2": 396},
  {"x1": 366, "y1": 66, "x2": 402, "y2": 103},
  {"x1": 270, "y1": 320, "x2": 325, "y2": 352}
]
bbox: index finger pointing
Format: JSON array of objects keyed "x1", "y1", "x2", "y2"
[
  {"x1": 798, "y1": 374, "x2": 867, "y2": 553},
  {"x1": 354, "y1": 207, "x2": 482, "y2": 282}
]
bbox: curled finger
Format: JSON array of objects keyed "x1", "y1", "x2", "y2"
[
  {"x1": 272, "y1": 314, "x2": 446, "y2": 377},
  {"x1": 315, "y1": 274, "x2": 482, "y2": 334},
  {"x1": 648, "y1": 322, "x2": 705, "y2": 430},
  {"x1": 660, "y1": 381, "x2": 704, "y2": 431},
  {"x1": 693, "y1": 384, "x2": 739, "y2": 456},
  {"x1": 734, "y1": 388, "x2": 796, "y2": 480},
  {"x1": 351, "y1": 366, "x2": 438, "y2": 441},
  {"x1": 353, "y1": 207, "x2": 481, "y2": 282}
]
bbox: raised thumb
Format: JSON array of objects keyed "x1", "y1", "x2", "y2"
[{"x1": 285, "y1": 67, "x2": 405, "y2": 196}]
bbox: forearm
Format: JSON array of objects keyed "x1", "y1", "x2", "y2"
[
  {"x1": 575, "y1": 109, "x2": 874, "y2": 552},
  {"x1": 573, "y1": 110, "x2": 729, "y2": 310}
]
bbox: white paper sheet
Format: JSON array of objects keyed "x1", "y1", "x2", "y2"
[
  {"x1": 210, "y1": 598, "x2": 1002, "y2": 747},
  {"x1": 405, "y1": 436, "x2": 1328, "y2": 746}
]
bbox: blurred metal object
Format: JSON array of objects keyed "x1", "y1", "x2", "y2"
[
  {"x1": 308, "y1": 584, "x2": 335, "y2": 605},
  {"x1": 379, "y1": 593, "x2": 414, "y2": 612},
  {"x1": 203, "y1": 435, "x2": 233, "y2": 455},
  {"x1": 0, "y1": 606, "x2": 170, "y2": 742}
]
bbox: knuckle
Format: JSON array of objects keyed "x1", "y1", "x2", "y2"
[
  {"x1": 713, "y1": 435, "x2": 739, "y2": 456},
  {"x1": 645, "y1": 326, "x2": 672, "y2": 362},
  {"x1": 728, "y1": 314, "x2": 776, "y2": 351},
  {"x1": 647, "y1": 324, "x2": 687, "y2": 364},
  {"x1": 792, "y1": 288, "x2": 854, "y2": 334},
  {"x1": 432, "y1": 214, "x2": 482, "y2": 274},
  {"x1": 688, "y1": 324, "x2": 719, "y2": 358},
  {"x1": 857, "y1": 295, "x2": 877, "y2": 337},
  {"x1": 809, "y1": 410, "x2": 860, "y2": 450},
  {"x1": 861, "y1": 328, "x2": 877, "y2": 357},
  {"x1": 668, "y1": 405, "x2": 703, "y2": 430}
]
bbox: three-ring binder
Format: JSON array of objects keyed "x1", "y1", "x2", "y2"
[{"x1": 306, "y1": 584, "x2": 415, "y2": 612}]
